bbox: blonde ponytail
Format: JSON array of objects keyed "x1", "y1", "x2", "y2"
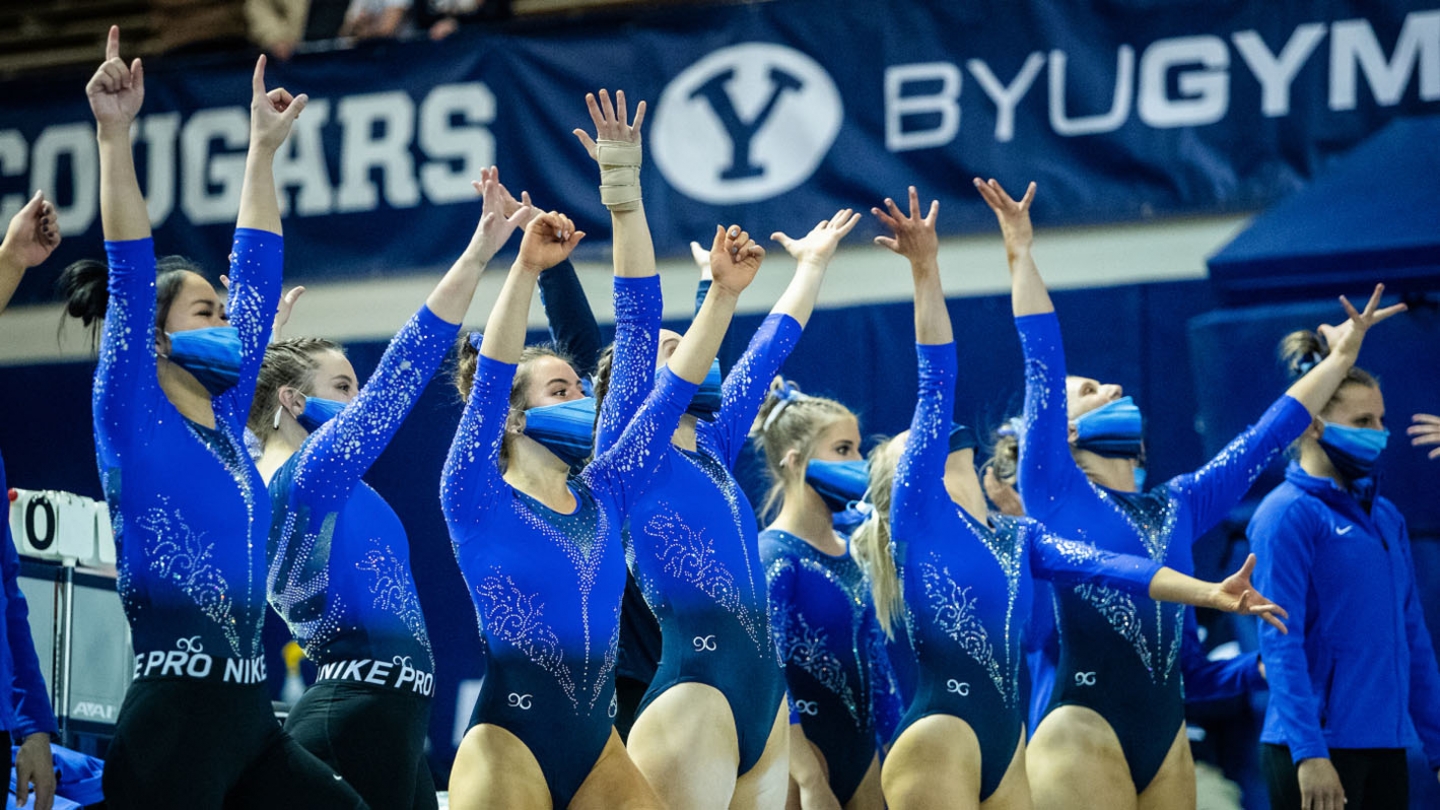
[{"x1": 851, "y1": 437, "x2": 905, "y2": 638}]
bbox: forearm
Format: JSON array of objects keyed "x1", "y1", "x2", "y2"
[
  {"x1": 1286, "y1": 352, "x2": 1359, "y2": 416},
  {"x1": 612, "y1": 205, "x2": 656, "y2": 279},
  {"x1": 236, "y1": 146, "x2": 281, "y2": 235},
  {"x1": 1148, "y1": 567, "x2": 1223, "y2": 609},
  {"x1": 0, "y1": 256, "x2": 24, "y2": 314},
  {"x1": 1008, "y1": 244, "x2": 1053, "y2": 317},
  {"x1": 911, "y1": 258, "x2": 952, "y2": 345},
  {"x1": 426, "y1": 253, "x2": 487, "y2": 325},
  {"x1": 479, "y1": 264, "x2": 539, "y2": 363},
  {"x1": 770, "y1": 259, "x2": 827, "y2": 329},
  {"x1": 98, "y1": 128, "x2": 150, "y2": 241},
  {"x1": 670, "y1": 285, "x2": 738, "y2": 383}
]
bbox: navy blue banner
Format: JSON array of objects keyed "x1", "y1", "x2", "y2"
[{"x1": 1, "y1": 0, "x2": 1438, "y2": 303}]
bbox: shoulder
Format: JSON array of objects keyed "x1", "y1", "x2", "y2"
[{"x1": 1249, "y1": 483, "x2": 1318, "y2": 535}]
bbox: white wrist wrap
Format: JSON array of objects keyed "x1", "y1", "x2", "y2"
[{"x1": 597, "y1": 139, "x2": 642, "y2": 211}]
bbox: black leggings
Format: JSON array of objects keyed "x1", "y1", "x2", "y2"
[
  {"x1": 102, "y1": 678, "x2": 368, "y2": 809},
  {"x1": 1261, "y1": 744, "x2": 1409, "y2": 810},
  {"x1": 285, "y1": 681, "x2": 437, "y2": 810}
]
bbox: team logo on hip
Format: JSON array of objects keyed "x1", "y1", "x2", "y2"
[
  {"x1": 693, "y1": 635, "x2": 718, "y2": 652},
  {"x1": 794, "y1": 699, "x2": 819, "y2": 716},
  {"x1": 946, "y1": 679, "x2": 970, "y2": 696},
  {"x1": 1075, "y1": 672, "x2": 1098, "y2": 687},
  {"x1": 508, "y1": 692, "x2": 533, "y2": 710},
  {"x1": 652, "y1": 43, "x2": 842, "y2": 204}
]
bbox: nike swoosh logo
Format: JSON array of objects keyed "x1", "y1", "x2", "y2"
[
  {"x1": 333, "y1": 775, "x2": 343, "y2": 781},
  {"x1": 1337, "y1": 526, "x2": 1354, "y2": 535}
]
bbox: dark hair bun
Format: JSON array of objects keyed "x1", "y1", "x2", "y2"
[
  {"x1": 1277, "y1": 329, "x2": 1327, "y2": 381},
  {"x1": 57, "y1": 259, "x2": 110, "y2": 326}
]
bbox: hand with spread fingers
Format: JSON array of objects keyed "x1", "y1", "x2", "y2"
[
  {"x1": 1316, "y1": 283, "x2": 1407, "y2": 363},
  {"x1": 973, "y1": 177, "x2": 1037, "y2": 256},
  {"x1": 873, "y1": 186, "x2": 940, "y2": 268},
  {"x1": 772, "y1": 208, "x2": 862, "y2": 267},
  {"x1": 1212, "y1": 554, "x2": 1289, "y2": 633},
  {"x1": 465, "y1": 166, "x2": 534, "y2": 266},
  {"x1": 1409, "y1": 413, "x2": 1440, "y2": 460}
]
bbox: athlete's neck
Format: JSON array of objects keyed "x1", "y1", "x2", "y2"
[
  {"x1": 504, "y1": 435, "x2": 576, "y2": 513},
  {"x1": 670, "y1": 413, "x2": 698, "y2": 452},
  {"x1": 771, "y1": 485, "x2": 845, "y2": 555},
  {"x1": 157, "y1": 357, "x2": 216, "y2": 429},
  {"x1": 1298, "y1": 441, "x2": 1350, "y2": 490},
  {"x1": 946, "y1": 462, "x2": 990, "y2": 523},
  {"x1": 256, "y1": 430, "x2": 302, "y2": 484},
  {"x1": 1072, "y1": 447, "x2": 1138, "y2": 493}
]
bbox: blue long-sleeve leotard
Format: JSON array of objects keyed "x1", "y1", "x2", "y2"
[
  {"x1": 0, "y1": 450, "x2": 59, "y2": 738},
  {"x1": 893, "y1": 341, "x2": 1163, "y2": 800},
  {"x1": 1014, "y1": 311, "x2": 1310, "y2": 788},
  {"x1": 597, "y1": 303, "x2": 799, "y2": 773},
  {"x1": 95, "y1": 234, "x2": 280, "y2": 679},
  {"x1": 440, "y1": 279, "x2": 696, "y2": 808},
  {"x1": 760, "y1": 528, "x2": 902, "y2": 802},
  {"x1": 266, "y1": 304, "x2": 458, "y2": 693}
]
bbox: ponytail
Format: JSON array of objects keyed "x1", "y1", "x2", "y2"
[
  {"x1": 851, "y1": 436, "x2": 904, "y2": 639},
  {"x1": 750, "y1": 376, "x2": 853, "y2": 520}
]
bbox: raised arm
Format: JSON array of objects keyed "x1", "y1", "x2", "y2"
[
  {"x1": 0, "y1": 192, "x2": 61, "y2": 314},
  {"x1": 236, "y1": 55, "x2": 305, "y2": 236},
  {"x1": 479, "y1": 212, "x2": 584, "y2": 364},
  {"x1": 1285, "y1": 285, "x2": 1404, "y2": 416},
  {"x1": 768, "y1": 208, "x2": 859, "y2": 329},
  {"x1": 975, "y1": 178, "x2": 1049, "y2": 317},
  {"x1": 875, "y1": 187, "x2": 955, "y2": 526},
  {"x1": 670, "y1": 226, "x2": 762, "y2": 385},
  {"x1": 87, "y1": 27, "x2": 159, "y2": 448}
]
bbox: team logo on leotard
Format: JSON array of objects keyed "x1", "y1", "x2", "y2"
[
  {"x1": 946, "y1": 679, "x2": 971, "y2": 696},
  {"x1": 609, "y1": 692, "x2": 618, "y2": 719},
  {"x1": 794, "y1": 700, "x2": 819, "y2": 716},
  {"x1": 1075, "y1": 671, "x2": 1097, "y2": 686},
  {"x1": 693, "y1": 634, "x2": 718, "y2": 652},
  {"x1": 508, "y1": 693, "x2": 534, "y2": 710},
  {"x1": 652, "y1": 43, "x2": 842, "y2": 205}
]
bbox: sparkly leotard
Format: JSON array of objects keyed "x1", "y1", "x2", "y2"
[
  {"x1": 1015, "y1": 311, "x2": 1311, "y2": 791},
  {"x1": 598, "y1": 305, "x2": 799, "y2": 775},
  {"x1": 760, "y1": 528, "x2": 901, "y2": 803},
  {"x1": 442, "y1": 274, "x2": 696, "y2": 808},
  {"x1": 892, "y1": 341, "x2": 1163, "y2": 800}
]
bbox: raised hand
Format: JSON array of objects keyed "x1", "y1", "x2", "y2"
[
  {"x1": 249, "y1": 55, "x2": 308, "y2": 154},
  {"x1": 489, "y1": 166, "x2": 540, "y2": 226},
  {"x1": 0, "y1": 191, "x2": 61, "y2": 270},
  {"x1": 973, "y1": 178, "x2": 1036, "y2": 253},
  {"x1": 873, "y1": 186, "x2": 939, "y2": 266},
  {"x1": 1409, "y1": 414, "x2": 1440, "y2": 460},
  {"x1": 86, "y1": 26, "x2": 144, "y2": 131},
  {"x1": 1315, "y1": 283, "x2": 1406, "y2": 362},
  {"x1": 772, "y1": 208, "x2": 862, "y2": 266},
  {"x1": 271, "y1": 285, "x2": 306, "y2": 341},
  {"x1": 516, "y1": 211, "x2": 584, "y2": 274},
  {"x1": 708, "y1": 225, "x2": 764, "y2": 296},
  {"x1": 1214, "y1": 554, "x2": 1289, "y2": 633},
  {"x1": 464, "y1": 166, "x2": 533, "y2": 265},
  {"x1": 571, "y1": 89, "x2": 647, "y2": 163}
]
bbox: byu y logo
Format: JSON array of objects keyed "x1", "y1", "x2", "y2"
[{"x1": 652, "y1": 43, "x2": 842, "y2": 204}]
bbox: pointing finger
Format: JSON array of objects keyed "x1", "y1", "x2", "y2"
[{"x1": 106, "y1": 25, "x2": 120, "y2": 61}]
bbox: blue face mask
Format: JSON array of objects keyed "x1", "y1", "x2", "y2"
[
  {"x1": 949, "y1": 423, "x2": 978, "y2": 455},
  {"x1": 297, "y1": 396, "x2": 347, "y2": 433},
  {"x1": 687, "y1": 359, "x2": 722, "y2": 421},
  {"x1": 805, "y1": 459, "x2": 870, "y2": 513},
  {"x1": 1319, "y1": 422, "x2": 1389, "y2": 482},
  {"x1": 1073, "y1": 396, "x2": 1144, "y2": 458},
  {"x1": 833, "y1": 500, "x2": 873, "y2": 536},
  {"x1": 523, "y1": 397, "x2": 597, "y2": 468},
  {"x1": 167, "y1": 326, "x2": 243, "y2": 396}
]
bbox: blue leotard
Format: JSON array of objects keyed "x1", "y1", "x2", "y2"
[
  {"x1": 267, "y1": 303, "x2": 457, "y2": 694},
  {"x1": 598, "y1": 307, "x2": 799, "y2": 774},
  {"x1": 1015, "y1": 311, "x2": 1312, "y2": 791},
  {"x1": 760, "y1": 528, "x2": 902, "y2": 803},
  {"x1": 893, "y1": 341, "x2": 1164, "y2": 801},
  {"x1": 0, "y1": 449, "x2": 59, "y2": 740},
  {"x1": 95, "y1": 234, "x2": 280, "y2": 679},
  {"x1": 441, "y1": 274, "x2": 695, "y2": 809}
]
